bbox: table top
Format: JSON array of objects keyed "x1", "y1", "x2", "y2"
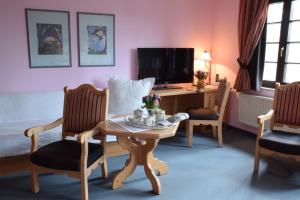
[
  {"x1": 153, "y1": 85, "x2": 217, "y2": 97},
  {"x1": 98, "y1": 119, "x2": 180, "y2": 140}
]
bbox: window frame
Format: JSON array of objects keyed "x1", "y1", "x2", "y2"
[{"x1": 262, "y1": 0, "x2": 299, "y2": 88}]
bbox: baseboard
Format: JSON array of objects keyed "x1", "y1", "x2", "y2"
[
  {"x1": 225, "y1": 125, "x2": 257, "y2": 139},
  {"x1": 0, "y1": 154, "x2": 30, "y2": 176}
]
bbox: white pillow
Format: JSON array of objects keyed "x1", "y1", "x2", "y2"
[{"x1": 108, "y1": 77, "x2": 155, "y2": 115}]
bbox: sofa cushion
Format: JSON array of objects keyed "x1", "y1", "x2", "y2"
[
  {"x1": 0, "y1": 91, "x2": 63, "y2": 123},
  {"x1": 0, "y1": 120, "x2": 62, "y2": 158},
  {"x1": 31, "y1": 140, "x2": 103, "y2": 171},
  {"x1": 108, "y1": 77, "x2": 155, "y2": 115},
  {"x1": 260, "y1": 130, "x2": 300, "y2": 155},
  {"x1": 187, "y1": 108, "x2": 219, "y2": 120},
  {"x1": 0, "y1": 120, "x2": 118, "y2": 159},
  {"x1": 0, "y1": 90, "x2": 119, "y2": 159}
]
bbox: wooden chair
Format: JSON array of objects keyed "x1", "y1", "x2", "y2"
[
  {"x1": 186, "y1": 80, "x2": 230, "y2": 147},
  {"x1": 254, "y1": 82, "x2": 300, "y2": 173},
  {"x1": 25, "y1": 84, "x2": 109, "y2": 200}
]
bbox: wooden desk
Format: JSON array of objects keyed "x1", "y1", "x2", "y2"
[
  {"x1": 98, "y1": 120, "x2": 180, "y2": 194},
  {"x1": 152, "y1": 86, "x2": 218, "y2": 115}
]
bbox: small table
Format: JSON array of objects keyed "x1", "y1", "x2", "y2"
[{"x1": 98, "y1": 119, "x2": 180, "y2": 194}]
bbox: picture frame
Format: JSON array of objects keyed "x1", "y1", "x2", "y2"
[
  {"x1": 77, "y1": 12, "x2": 115, "y2": 67},
  {"x1": 25, "y1": 9, "x2": 71, "y2": 68}
]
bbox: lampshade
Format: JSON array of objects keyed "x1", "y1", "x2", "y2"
[
  {"x1": 200, "y1": 50, "x2": 211, "y2": 61},
  {"x1": 194, "y1": 59, "x2": 202, "y2": 67}
]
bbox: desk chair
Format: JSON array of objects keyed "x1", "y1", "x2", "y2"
[
  {"x1": 25, "y1": 84, "x2": 109, "y2": 200},
  {"x1": 186, "y1": 80, "x2": 230, "y2": 147},
  {"x1": 254, "y1": 82, "x2": 300, "y2": 173}
]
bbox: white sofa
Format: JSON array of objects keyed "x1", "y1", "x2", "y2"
[
  {"x1": 0, "y1": 78, "x2": 155, "y2": 175},
  {"x1": 0, "y1": 90, "x2": 120, "y2": 175},
  {"x1": 0, "y1": 91, "x2": 64, "y2": 158}
]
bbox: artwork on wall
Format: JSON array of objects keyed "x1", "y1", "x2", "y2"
[
  {"x1": 25, "y1": 9, "x2": 71, "y2": 68},
  {"x1": 77, "y1": 12, "x2": 115, "y2": 66}
]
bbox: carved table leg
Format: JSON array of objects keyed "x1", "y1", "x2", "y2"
[
  {"x1": 144, "y1": 157, "x2": 161, "y2": 194},
  {"x1": 149, "y1": 152, "x2": 168, "y2": 176},
  {"x1": 112, "y1": 136, "x2": 167, "y2": 194},
  {"x1": 112, "y1": 136, "x2": 138, "y2": 189},
  {"x1": 142, "y1": 139, "x2": 162, "y2": 194}
]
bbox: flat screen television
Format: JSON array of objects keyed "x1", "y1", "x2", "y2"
[{"x1": 137, "y1": 48, "x2": 194, "y2": 89}]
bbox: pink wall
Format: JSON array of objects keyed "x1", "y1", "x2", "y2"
[
  {"x1": 211, "y1": 0, "x2": 259, "y2": 133},
  {"x1": 211, "y1": 0, "x2": 246, "y2": 131},
  {"x1": 0, "y1": 0, "x2": 272, "y2": 133},
  {"x1": 0, "y1": 0, "x2": 215, "y2": 92},
  {"x1": 211, "y1": 0, "x2": 239, "y2": 85}
]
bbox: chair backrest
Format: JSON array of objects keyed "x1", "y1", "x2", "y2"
[
  {"x1": 214, "y1": 79, "x2": 231, "y2": 120},
  {"x1": 271, "y1": 82, "x2": 300, "y2": 132},
  {"x1": 62, "y1": 84, "x2": 109, "y2": 138}
]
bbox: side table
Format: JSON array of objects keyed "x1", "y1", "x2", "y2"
[{"x1": 98, "y1": 119, "x2": 180, "y2": 194}]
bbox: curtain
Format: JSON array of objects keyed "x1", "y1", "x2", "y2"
[
  {"x1": 233, "y1": 0, "x2": 269, "y2": 92},
  {"x1": 249, "y1": 25, "x2": 266, "y2": 91}
]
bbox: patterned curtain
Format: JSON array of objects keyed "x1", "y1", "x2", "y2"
[{"x1": 233, "y1": 0, "x2": 269, "y2": 92}]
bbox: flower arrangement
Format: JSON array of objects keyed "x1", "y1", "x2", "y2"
[
  {"x1": 195, "y1": 70, "x2": 208, "y2": 80},
  {"x1": 142, "y1": 93, "x2": 161, "y2": 109}
]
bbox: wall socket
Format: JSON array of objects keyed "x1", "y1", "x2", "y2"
[{"x1": 216, "y1": 74, "x2": 219, "y2": 82}]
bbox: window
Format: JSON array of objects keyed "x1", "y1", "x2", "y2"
[{"x1": 262, "y1": 0, "x2": 300, "y2": 87}]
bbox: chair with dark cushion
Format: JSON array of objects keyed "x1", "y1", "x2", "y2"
[
  {"x1": 25, "y1": 84, "x2": 109, "y2": 200},
  {"x1": 254, "y1": 82, "x2": 300, "y2": 173},
  {"x1": 186, "y1": 79, "x2": 230, "y2": 147}
]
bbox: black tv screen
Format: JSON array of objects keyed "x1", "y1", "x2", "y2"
[{"x1": 137, "y1": 48, "x2": 194, "y2": 85}]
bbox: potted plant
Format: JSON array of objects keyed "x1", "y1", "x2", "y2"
[
  {"x1": 195, "y1": 70, "x2": 208, "y2": 89},
  {"x1": 142, "y1": 93, "x2": 161, "y2": 116}
]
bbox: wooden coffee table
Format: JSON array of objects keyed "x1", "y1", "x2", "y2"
[{"x1": 98, "y1": 119, "x2": 180, "y2": 194}]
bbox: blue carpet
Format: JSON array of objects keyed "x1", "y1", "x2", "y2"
[{"x1": 1, "y1": 127, "x2": 300, "y2": 200}]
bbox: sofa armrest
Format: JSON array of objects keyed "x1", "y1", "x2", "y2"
[{"x1": 24, "y1": 118, "x2": 63, "y2": 137}]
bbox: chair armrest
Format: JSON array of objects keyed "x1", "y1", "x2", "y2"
[
  {"x1": 24, "y1": 118, "x2": 63, "y2": 137},
  {"x1": 257, "y1": 109, "x2": 274, "y2": 125},
  {"x1": 77, "y1": 126, "x2": 107, "y2": 170},
  {"x1": 256, "y1": 109, "x2": 274, "y2": 139},
  {"x1": 77, "y1": 126, "x2": 100, "y2": 144},
  {"x1": 24, "y1": 118, "x2": 63, "y2": 153}
]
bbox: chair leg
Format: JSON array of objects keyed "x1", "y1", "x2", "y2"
[
  {"x1": 217, "y1": 125, "x2": 223, "y2": 147},
  {"x1": 81, "y1": 171, "x2": 88, "y2": 200},
  {"x1": 212, "y1": 126, "x2": 217, "y2": 138},
  {"x1": 185, "y1": 120, "x2": 189, "y2": 137},
  {"x1": 101, "y1": 159, "x2": 108, "y2": 178},
  {"x1": 31, "y1": 168, "x2": 40, "y2": 193},
  {"x1": 253, "y1": 145, "x2": 260, "y2": 174},
  {"x1": 187, "y1": 121, "x2": 193, "y2": 147}
]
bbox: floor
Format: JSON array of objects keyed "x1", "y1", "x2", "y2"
[{"x1": 1, "y1": 127, "x2": 300, "y2": 200}]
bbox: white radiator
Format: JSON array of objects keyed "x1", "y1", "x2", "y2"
[{"x1": 238, "y1": 93, "x2": 273, "y2": 127}]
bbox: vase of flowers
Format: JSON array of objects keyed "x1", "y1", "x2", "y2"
[
  {"x1": 142, "y1": 93, "x2": 161, "y2": 116},
  {"x1": 195, "y1": 70, "x2": 208, "y2": 89}
]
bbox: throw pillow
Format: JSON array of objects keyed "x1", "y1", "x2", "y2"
[{"x1": 108, "y1": 77, "x2": 155, "y2": 115}]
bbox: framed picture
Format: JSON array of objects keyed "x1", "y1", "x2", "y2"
[
  {"x1": 25, "y1": 9, "x2": 71, "y2": 68},
  {"x1": 77, "y1": 12, "x2": 115, "y2": 66}
]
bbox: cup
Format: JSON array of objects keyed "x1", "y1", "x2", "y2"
[
  {"x1": 133, "y1": 108, "x2": 144, "y2": 117},
  {"x1": 131, "y1": 116, "x2": 143, "y2": 124},
  {"x1": 155, "y1": 109, "x2": 165, "y2": 122},
  {"x1": 144, "y1": 116, "x2": 154, "y2": 126},
  {"x1": 133, "y1": 108, "x2": 148, "y2": 117}
]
